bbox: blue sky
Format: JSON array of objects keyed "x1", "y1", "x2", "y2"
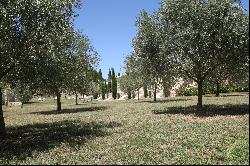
[{"x1": 74, "y1": 0, "x2": 249, "y2": 79}]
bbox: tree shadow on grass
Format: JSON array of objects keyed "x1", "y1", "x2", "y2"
[
  {"x1": 140, "y1": 98, "x2": 192, "y2": 103},
  {"x1": 152, "y1": 104, "x2": 249, "y2": 117},
  {"x1": 30, "y1": 106, "x2": 108, "y2": 115},
  {"x1": 0, "y1": 120, "x2": 122, "y2": 162}
]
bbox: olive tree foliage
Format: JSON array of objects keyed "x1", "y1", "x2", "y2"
[
  {"x1": 205, "y1": 59, "x2": 249, "y2": 96},
  {"x1": 65, "y1": 32, "x2": 99, "y2": 105},
  {"x1": 34, "y1": 28, "x2": 78, "y2": 112},
  {"x1": 87, "y1": 69, "x2": 102, "y2": 99},
  {"x1": 132, "y1": 11, "x2": 161, "y2": 101},
  {"x1": 119, "y1": 52, "x2": 144, "y2": 100},
  {"x1": 125, "y1": 53, "x2": 145, "y2": 100},
  {"x1": 8, "y1": 82, "x2": 34, "y2": 108},
  {"x1": 229, "y1": 61, "x2": 249, "y2": 90},
  {"x1": 132, "y1": 10, "x2": 176, "y2": 101},
  {"x1": 159, "y1": 0, "x2": 249, "y2": 109},
  {"x1": 118, "y1": 75, "x2": 131, "y2": 99},
  {"x1": 0, "y1": 0, "x2": 81, "y2": 138}
]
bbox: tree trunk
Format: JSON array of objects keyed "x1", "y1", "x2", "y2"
[
  {"x1": 163, "y1": 87, "x2": 170, "y2": 97},
  {"x1": 0, "y1": 88, "x2": 6, "y2": 138},
  {"x1": 215, "y1": 81, "x2": 220, "y2": 97},
  {"x1": 6, "y1": 93, "x2": 8, "y2": 107},
  {"x1": 143, "y1": 85, "x2": 148, "y2": 98},
  {"x1": 154, "y1": 84, "x2": 157, "y2": 102},
  {"x1": 21, "y1": 102, "x2": 23, "y2": 108},
  {"x1": 128, "y1": 90, "x2": 131, "y2": 99},
  {"x1": 197, "y1": 80, "x2": 203, "y2": 110},
  {"x1": 137, "y1": 88, "x2": 140, "y2": 100},
  {"x1": 75, "y1": 92, "x2": 78, "y2": 105},
  {"x1": 56, "y1": 92, "x2": 61, "y2": 112}
]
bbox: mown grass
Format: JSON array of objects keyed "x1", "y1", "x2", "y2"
[{"x1": 1, "y1": 92, "x2": 249, "y2": 165}]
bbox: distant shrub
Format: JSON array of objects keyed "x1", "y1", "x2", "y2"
[
  {"x1": 177, "y1": 86, "x2": 197, "y2": 96},
  {"x1": 177, "y1": 82, "x2": 239, "y2": 96},
  {"x1": 93, "y1": 93, "x2": 98, "y2": 99},
  {"x1": 220, "y1": 84, "x2": 235, "y2": 93},
  {"x1": 235, "y1": 86, "x2": 249, "y2": 92}
]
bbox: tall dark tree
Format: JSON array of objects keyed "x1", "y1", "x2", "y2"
[
  {"x1": 101, "y1": 80, "x2": 106, "y2": 100},
  {"x1": 108, "y1": 69, "x2": 112, "y2": 94},
  {"x1": 111, "y1": 68, "x2": 117, "y2": 99},
  {"x1": 98, "y1": 69, "x2": 104, "y2": 98}
]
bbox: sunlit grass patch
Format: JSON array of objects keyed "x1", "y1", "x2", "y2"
[{"x1": 1, "y1": 92, "x2": 249, "y2": 165}]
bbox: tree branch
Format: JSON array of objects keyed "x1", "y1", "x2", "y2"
[{"x1": 183, "y1": 69, "x2": 197, "y2": 82}]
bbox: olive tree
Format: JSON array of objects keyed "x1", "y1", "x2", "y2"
[
  {"x1": 66, "y1": 32, "x2": 99, "y2": 105},
  {"x1": 159, "y1": 0, "x2": 249, "y2": 109},
  {"x1": 132, "y1": 10, "x2": 176, "y2": 101},
  {"x1": 0, "y1": 0, "x2": 80, "y2": 137}
]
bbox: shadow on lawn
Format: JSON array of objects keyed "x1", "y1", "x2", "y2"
[
  {"x1": 153, "y1": 104, "x2": 249, "y2": 117},
  {"x1": 30, "y1": 106, "x2": 108, "y2": 115},
  {"x1": 0, "y1": 120, "x2": 122, "y2": 161},
  {"x1": 140, "y1": 98, "x2": 191, "y2": 103}
]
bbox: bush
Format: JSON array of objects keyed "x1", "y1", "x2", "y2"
[
  {"x1": 220, "y1": 84, "x2": 235, "y2": 93},
  {"x1": 234, "y1": 86, "x2": 249, "y2": 92},
  {"x1": 93, "y1": 93, "x2": 98, "y2": 99},
  {"x1": 177, "y1": 86, "x2": 197, "y2": 96},
  {"x1": 176, "y1": 82, "x2": 238, "y2": 97}
]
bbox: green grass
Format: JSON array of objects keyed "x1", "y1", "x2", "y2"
[{"x1": 1, "y1": 92, "x2": 249, "y2": 165}]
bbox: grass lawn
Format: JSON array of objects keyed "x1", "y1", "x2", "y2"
[{"x1": 0, "y1": 92, "x2": 249, "y2": 165}]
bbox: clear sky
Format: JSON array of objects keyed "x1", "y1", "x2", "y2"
[{"x1": 74, "y1": 0, "x2": 249, "y2": 79}]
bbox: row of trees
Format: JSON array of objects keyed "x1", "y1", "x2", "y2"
[
  {"x1": 121, "y1": 0, "x2": 249, "y2": 108},
  {"x1": 0, "y1": 0, "x2": 99, "y2": 138},
  {"x1": 100, "y1": 68, "x2": 118, "y2": 100}
]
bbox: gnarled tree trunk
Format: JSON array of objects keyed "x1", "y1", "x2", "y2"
[
  {"x1": 153, "y1": 83, "x2": 157, "y2": 102},
  {"x1": 75, "y1": 92, "x2": 78, "y2": 105},
  {"x1": 137, "y1": 88, "x2": 140, "y2": 100},
  {"x1": 0, "y1": 88, "x2": 6, "y2": 138},
  {"x1": 56, "y1": 92, "x2": 61, "y2": 112},
  {"x1": 215, "y1": 81, "x2": 220, "y2": 97},
  {"x1": 197, "y1": 80, "x2": 203, "y2": 110}
]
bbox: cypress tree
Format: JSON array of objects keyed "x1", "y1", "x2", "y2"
[
  {"x1": 111, "y1": 68, "x2": 117, "y2": 99},
  {"x1": 98, "y1": 69, "x2": 102, "y2": 80},
  {"x1": 108, "y1": 69, "x2": 112, "y2": 93},
  {"x1": 98, "y1": 69, "x2": 103, "y2": 97},
  {"x1": 101, "y1": 80, "x2": 106, "y2": 100},
  {"x1": 105, "y1": 81, "x2": 109, "y2": 98}
]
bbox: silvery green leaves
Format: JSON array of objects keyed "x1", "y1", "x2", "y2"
[
  {"x1": 130, "y1": 0, "x2": 248, "y2": 106},
  {"x1": 131, "y1": 10, "x2": 177, "y2": 101},
  {"x1": 0, "y1": 0, "x2": 94, "y2": 133}
]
